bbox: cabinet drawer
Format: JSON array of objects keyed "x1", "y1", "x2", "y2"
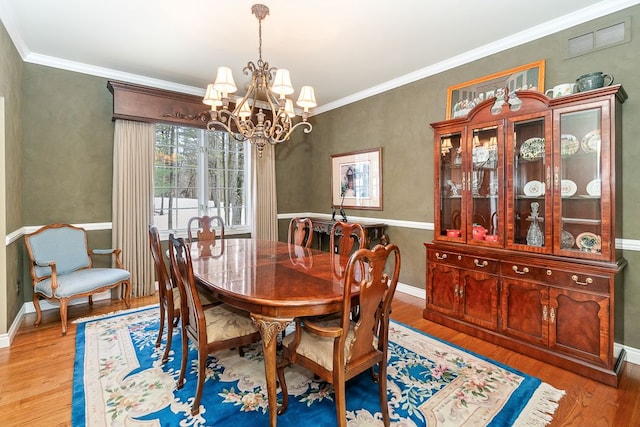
[
  {"x1": 547, "y1": 270, "x2": 609, "y2": 293},
  {"x1": 428, "y1": 249, "x2": 499, "y2": 274},
  {"x1": 428, "y1": 249, "x2": 464, "y2": 267},
  {"x1": 501, "y1": 261, "x2": 609, "y2": 293}
]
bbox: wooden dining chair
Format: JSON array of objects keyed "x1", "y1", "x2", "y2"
[
  {"x1": 187, "y1": 215, "x2": 225, "y2": 242},
  {"x1": 277, "y1": 243, "x2": 401, "y2": 427},
  {"x1": 187, "y1": 215, "x2": 225, "y2": 257},
  {"x1": 288, "y1": 217, "x2": 314, "y2": 248},
  {"x1": 329, "y1": 221, "x2": 366, "y2": 278},
  {"x1": 148, "y1": 225, "x2": 180, "y2": 364},
  {"x1": 149, "y1": 225, "x2": 219, "y2": 363},
  {"x1": 168, "y1": 234, "x2": 261, "y2": 416}
]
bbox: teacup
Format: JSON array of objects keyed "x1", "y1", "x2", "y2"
[
  {"x1": 446, "y1": 229, "x2": 461, "y2": 237},
  {"x1": 545, "y1": 83, "x2": 576, "y2": 98},
  {"x1": 576, "y1": 72, "x2": 614, "y2": 92},
  {"x1": 472, "y1": 225, "x2": 488, "y2": 240}
]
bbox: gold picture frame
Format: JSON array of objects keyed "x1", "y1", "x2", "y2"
[
  {"x1": 331, "y1": 147, "x2": 382, "y2": 210},
  {"x1": 446, "y1": 60, "x2": 545, "y2": 119}
]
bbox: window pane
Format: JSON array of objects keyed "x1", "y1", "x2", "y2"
[{"x1": 153, "y1": 124, "x2": 248, "y2": 232}]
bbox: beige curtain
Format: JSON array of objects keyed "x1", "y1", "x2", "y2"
[
  {"x1": 112, "y1": 120, "x2": 155, "y2": 297},
  {"x1": 251, "y1": 144, "x2": 278, "y2": 240}
]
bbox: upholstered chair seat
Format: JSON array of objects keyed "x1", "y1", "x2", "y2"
[
  {"x1": 203, "y1": 304, "x2": 259, "y2": 342},
  {"x1": 282, "y1": 318, "x2": 355, "y2": 371},
  {"x1": 34, "y1": 268, "x2": 130, "y2": 298}
]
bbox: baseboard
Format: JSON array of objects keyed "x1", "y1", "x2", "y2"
[
  {"x1": 0, "y1": 291, "x2": 113, "y2": 348},
  {"x1": 3, "y1": 284, "x2": 640, "y2": 369}
]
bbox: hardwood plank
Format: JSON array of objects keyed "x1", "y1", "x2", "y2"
[{"x1": 0, "y1": 292, "x2": 637, "y2": 426}]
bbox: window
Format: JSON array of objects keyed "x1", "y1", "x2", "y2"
[{"x1": 153, "y1": 124, "x2": 251, "y2": 234}]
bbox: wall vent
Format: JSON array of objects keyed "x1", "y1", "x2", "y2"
[{"x1": 567, "y1": 19, "x2": 630, "y2": 58}]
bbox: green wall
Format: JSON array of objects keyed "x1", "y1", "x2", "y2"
[
  {"x1": 19, "y1": 66, "x2": 115, "y2": 303},
  {"x1": 22, "y1": 66, "x2": 114, "y2": 225},
  {"x1": 0, "y1": 17, "x2": 24, "y2": 333},
  {"x1": 275, "y1": 5, "x2": 640, "y2": 347}
]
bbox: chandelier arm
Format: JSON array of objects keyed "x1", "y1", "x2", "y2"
[
  {"x1": 206, "y1": 119, "x2": 247, "y2": 142},
  {"x1": 272, "y1": 121, "x2": 313, "y2": 144}
]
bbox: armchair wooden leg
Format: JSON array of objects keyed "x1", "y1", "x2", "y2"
[
  {"x1": 33, "y1": 297, "x2": 43, "y2": 327},
  {"x1": 123, "y1": 280, "x2": 131, "y2": 308},
  {"x1": 59, "y1": 299, "x2": 69, "y2": 336}
]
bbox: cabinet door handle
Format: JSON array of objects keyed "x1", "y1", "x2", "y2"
[
  {"x1": 571, "y1": 275, "x2": 593, "y2": 286},
  {"x1": 474, "y1": 259, "x2": 488, "y2": 268},
  {"x1": 454, "y1": 284, "x2": 459, "y2": 296},
  {"x1": 542, "y1": 305, "x2": 548, "y2": 321},
  {"x1": 459, "y1": 286, "x2": 464, "y2": 298},
  {"x1": 550, "y1": 308, "x2": 555, "y2": 324},
  {"x1": 554, "y1": 166, "x2": 560, "y2": 189},
  {"x1": 512, "y1": 265, "x2": 530, "y2": 275},
  {"x1": 435, "y1": 252, "x2": 448, "y2": 260}
]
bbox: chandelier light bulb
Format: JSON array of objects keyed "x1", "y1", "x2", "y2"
[
  {"x1": 271, "y1": 69, "x2": 295, "y2": 98},
  {"x1": 203, "y1": 84, "x2": 222, "y2": 107},
  {"x1": 213, "y1": 66, "x2": 237, "y2": 97},
  {"x1": 296, "y1": 86, "x2": 317, "y2": 111}
]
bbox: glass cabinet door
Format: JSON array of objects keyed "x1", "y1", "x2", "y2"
[
  {"x1": 437, "y1": 132, "x2": 465, "y2": 241},
  {"x1": 506, "y1": 113, "x2": 552, "y2": 252},
  {"x1": 468, "y1": 123, "x2": 502, "y2": 245},
  {"x1": 554, "y1": 104, "x2": 610, "y2": 260}
]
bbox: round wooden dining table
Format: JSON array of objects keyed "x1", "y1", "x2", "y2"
[{"x1": 190, "y1": 238, "x2": 355, "y2": 427}]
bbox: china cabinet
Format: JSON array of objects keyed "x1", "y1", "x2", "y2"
[{"x1": 425, "y1": 85, "x2": 626, "y2": 386}]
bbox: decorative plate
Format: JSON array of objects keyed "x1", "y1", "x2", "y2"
[
  {"x1": 561, "y1": 134, "x2": 579, "y2": 157},
  {"x1": 561, "y1": 230, "x2": 575, "y2": 249},
  {"x1": 520, "y1": 137, "x2": 545, "y2": 161},
  {"x1": 472, "y1": 146, "x2": 490, "y2": 164},
  {"x1": 561, "y1": 179, "x2": 577, "y2": 197},
  {"x1": 586, "y1": 178, "x2": 601, "y2": 196},
  {"x1": 576, "y1": 232, "x2": 601, "y2": 252},
  {"x1": 581, "y1": 130, "x2": 601, "y2": 153},
  {"x1": 523, "y1": 180, "x2": 544, "y2": 197}
]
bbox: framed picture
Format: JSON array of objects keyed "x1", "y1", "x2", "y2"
[
  {"x1": 331, "y1": 147, "x2": 382, "y2": 210},
  {"x1": 446, "y1": 60, "x2": 545, "y2": 119}
]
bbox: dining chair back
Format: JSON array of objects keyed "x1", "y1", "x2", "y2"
[
  {"x1": 168, "y1": 234, "x2": 261, "y2": 415},
  {"x1": 187, "y1": 215, "x2": 225, "y2": 257},
  {"x1": 288, "y1": 217, "x2": 314, "y2": 248},
  {"x1": 329, "y1": 221, "x2": 365, "y2": 278},
  {"x1": 148, "y1": 225, "x2": 180, "y2": 364},
  {"x1": 277, "y1": 243, "x2": 401, "y2": 427}
]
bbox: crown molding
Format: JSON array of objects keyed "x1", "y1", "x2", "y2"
[{"x1": 2, "y1": 0, "x2": 638, "y2": 114}]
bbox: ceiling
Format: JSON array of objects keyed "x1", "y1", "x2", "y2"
[{"x1": 0, "y1": 0, "x2": 637, "y2": 114}]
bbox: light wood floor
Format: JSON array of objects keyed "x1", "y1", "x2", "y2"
[{"x1": 0, "y1": 292, "x2": 638, "y2": 426}]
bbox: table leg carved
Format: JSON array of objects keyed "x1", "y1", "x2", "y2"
[{"x1": 250, "y1": 313, "x2": 293, "y2": 427}]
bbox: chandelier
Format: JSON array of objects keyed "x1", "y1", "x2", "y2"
[{"x1": 202, "y1": 4, "x2": 317, "y2": 157}]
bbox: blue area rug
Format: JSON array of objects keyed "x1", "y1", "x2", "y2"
[{"x1": 72, "y1": 305, "x2": 564, "y2": 426}]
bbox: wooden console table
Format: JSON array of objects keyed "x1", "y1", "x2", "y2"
[{"x1": 309, "y1": 218, "x2": 388, "y2": 250}]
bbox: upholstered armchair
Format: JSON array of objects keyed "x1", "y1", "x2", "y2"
[{"x1": 24, "y1": 223, "x2": 131, "y2": 335}]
